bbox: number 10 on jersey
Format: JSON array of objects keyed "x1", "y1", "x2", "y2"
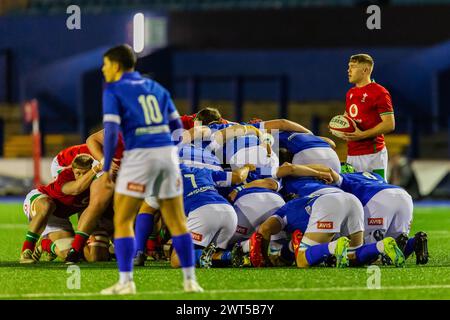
[{"x1": 138, "y1": 94, "x2": 163, "y2": 125}]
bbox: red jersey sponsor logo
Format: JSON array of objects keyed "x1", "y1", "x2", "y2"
[
  {"x1": 317, "y1": 221, "x2": 334, "y2": 230},
  {"x1": 127, "y1": 182, "x2": 146, "y2": 193},
  {"x1": 191, "y1": 232, "x2": 203, "y2": 241},
  {"x1": 236, "y1": 225, "x2": 248, "y2": 235},
  {"x1": 368, "y1": 218, "x2": 384, "y2": 226}
]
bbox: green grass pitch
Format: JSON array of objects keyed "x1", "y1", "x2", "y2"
[{"x1": 0, "y1": 202, "x2": 449, "y2": 300}]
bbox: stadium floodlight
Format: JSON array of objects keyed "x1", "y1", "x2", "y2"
[{"x1": 133, "y1": 13, "x2": 145, "y2": 53}]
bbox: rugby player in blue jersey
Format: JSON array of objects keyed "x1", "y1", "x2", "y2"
[
  {"x1": 249, "y1": 168, "x2": 406, "y2": 268},
  {"x1": 170, "y1": 164, "x2": 254, "y2": 268},
  {"x1": 277, "y1": 131, "x2": 341, "y2": 173},
  {"x1": 333, "y1": 164, "x2": 428, "y2": 265},
  {"x1": 99, "y1": 45, "x2": 202, "y2": 295}
]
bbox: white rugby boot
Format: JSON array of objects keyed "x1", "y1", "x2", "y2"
[
  {"x1": 184, "y1": 279, "x2": 204, "y2": 293},
  {"x1": 100, "y1": 281, "x2": 137, "y2": 295}
]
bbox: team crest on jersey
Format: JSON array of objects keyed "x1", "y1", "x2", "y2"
[
  {"x1": 236, "y1": 225, "x2": 248, "y2": 235},
  {"x1": 191, "y1": 232, "x2": 203, "y2": 241},
  {"x1": 317, "y1": 221, "x2": 333, "y2": 229},
  {"x1": 350, "y1": 93, "x2": 353, "y2": 99},
  {"x1": 361, "y1": 93, "x2": 368, "y2": 103},
  {"x1": 368, "y1": 218, "x2": 384, "y2": 226},
  {"x1": 127, "y1": 182, "x2": 146, "y2": 193}
]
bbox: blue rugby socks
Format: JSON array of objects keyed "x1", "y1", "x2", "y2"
[
  {"x1": 134, "y1": 213, "x2": 154, "y2": 255},
  {"x1": 172, "y1": 233, "x2": 196, "y2": 281},
  {"x1": 304, "y1": 243, "x2": 332, "y2": 266},
  {"x1": 404, "y1": 237, "x2": 416, "y2": 259},
  {"x1": 114, "y1": 237, "x2": 136, "y2": 284}
]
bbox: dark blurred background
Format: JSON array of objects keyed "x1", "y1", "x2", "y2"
[{"x1": 0, "y1": 0, "x2": 449, "y2": 199}]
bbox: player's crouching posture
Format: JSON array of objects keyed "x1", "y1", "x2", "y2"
[
  {"x1": 65, "y1": 129, "x2": 125, "y2": 264},
  {"x1": 20, "y1": 155, "x2": 101, "y2": 263},
  {"x1": 248, "y1": 166, "x2": 406, "y2": 268},
  {"x1": 335, "y1": 165, "x2": 428, "y2": 265},
  {"x1": 99, "y1": 44, "x2": 202, "y2": 295}
]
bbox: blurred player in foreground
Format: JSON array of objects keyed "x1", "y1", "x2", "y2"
[{"x1": 99, "y1": 44, "x2": 202, "y2": 295}]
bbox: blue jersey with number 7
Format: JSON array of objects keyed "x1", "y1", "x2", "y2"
[{"x1": 102, "y1": 72, "x2": 180, "y2": 150}]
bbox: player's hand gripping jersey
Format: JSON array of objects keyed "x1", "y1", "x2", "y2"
[{"x1": 345, "y1": 82, "x2": 394, "y2": 155}]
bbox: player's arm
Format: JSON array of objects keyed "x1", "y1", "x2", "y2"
[
  {"x1": 262, "y1": 119, "x2": 312, "y2": 134},
  {"x1": 166, "y1": 94, "x2": 183, "y2": 140},
  {"x1": 231, "y1": 164, "x2": 256, "y2": 185},
  {"x1": 276, "y1": 162, "x2": 333, "y2": 183},
  {"x1": 244, "y1": 178, "x2": 279, "y2": 191},
  {"x1": 101, "y1": 87, "x2": 121, "y2": 174},
  {"x1": 303, "y1": 164, "x2": 341, "y2": 183},
  {"x1": 61, "y1": 164, "x2": 102, "y2": 195},
  {"x1": 343, "y1": 113, "x2": 395, "y2": 141},
  {"x1": 86, "y1": 129, "x2": 121, "y2": 174},
  {"x1": 227, "y1": 178, "x2": 279, "y2": 202},
  {"x1": 86, "y1": 130, "x2": 106, "y2": 161},
  {"x1": 317, "y1": 136, "x2": 336, "y2": 149}
]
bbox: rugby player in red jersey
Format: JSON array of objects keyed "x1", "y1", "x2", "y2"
[
  {"x1": 50, "y1": 144, "x2": 91, "y2": 179},
  {"x1": 65, "y1": 129, "x2": 125, "y2": 264},
  {"x1": 340, "y1": 54, "x2": 395, "y2": 180},
  {"x1": 20, "y1": 155, "x2": 101, "y2": 263}
]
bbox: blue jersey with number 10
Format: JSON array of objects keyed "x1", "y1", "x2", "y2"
[{"x1": 103, "y1": 72, "x2": 180, "y2": 150}]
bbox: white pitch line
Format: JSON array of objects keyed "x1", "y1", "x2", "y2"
[
  {"x1": 0, "y1": 224, "x2": 27, "y2": 229},
  {"x1": 1, "y1": 284, "x2": 450, "y2": 299}
]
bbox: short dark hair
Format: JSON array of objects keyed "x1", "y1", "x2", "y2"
[
  {"x1": 72, "y1": 154, "x2": 94, "y2": 170},
  {"x1": 195, "y1": 107, "x2": 222, "y2": 125},
  {"x1": 104, "y1": 44, "x2": 136, "y2": 70}
]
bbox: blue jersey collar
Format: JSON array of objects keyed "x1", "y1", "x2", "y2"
[{"x1": 120, "y1": 71, "x2": 141, "y2": 80}]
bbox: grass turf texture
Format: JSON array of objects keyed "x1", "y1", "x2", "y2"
[{"x1": 0, "y1": 203, "x2": 449, "y2": 300}]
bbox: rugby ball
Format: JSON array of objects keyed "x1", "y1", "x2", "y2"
[{"x1": 328, "y1": 115, "x2": 356, "y2": 138}]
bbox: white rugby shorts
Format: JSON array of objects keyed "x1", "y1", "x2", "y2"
[
  {"x1": 363, "y1": 188, "x2": 413, "y2": 243},
  {"x1": 23, "y1": 189, "x2": 74, "y2": 237},
  {"x1": 115, "y1": 146, "x2": 183, "y2": 199},
  {"x1": 293, "y1": 147, "x2": 341, "y2": 173},
  {"x1": 347, "y1": 147, "x2": 388, "y2": 180},
  {"x1": 187, "y1": 203, "x2": 237, "y2": 249},
  {"x1": 304, "y1": 191, "x2": 364, "y2": 236},
  {"x1": 230, "y1": 191, "x2": 285, "y2": 244}
]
